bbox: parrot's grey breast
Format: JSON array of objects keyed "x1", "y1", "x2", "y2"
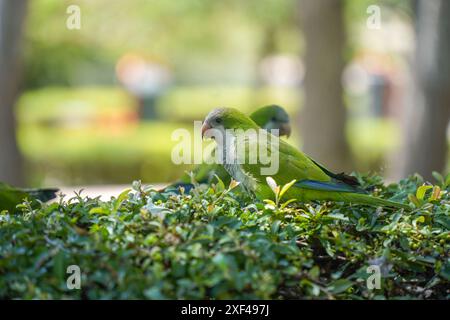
[{"x1": 221, "y1": 136, "x2": 257, "y2": 193}]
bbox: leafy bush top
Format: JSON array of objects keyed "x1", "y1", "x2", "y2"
[{"x1": 0, "y1": 174, "x2": 449, "y2": 299}]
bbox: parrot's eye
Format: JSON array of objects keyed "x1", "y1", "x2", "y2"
[
  {"x1": 216, "y1": 118, "x2": 222, "y2": 124},
  {"x1": 272, "y1": 117, "x2": 277, "y2": 121}
]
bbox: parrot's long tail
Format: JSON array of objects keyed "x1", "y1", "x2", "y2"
[
  {"x1": 342, "y1": 193, "x2": 410, "y2": 210},
  {"x1": 25, "y1": 188, "x2": 59, "y2": 202}
]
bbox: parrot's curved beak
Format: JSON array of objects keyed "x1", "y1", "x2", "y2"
[
  {"x1": 279, "y1": 122, "x2": 291, "y2": 138},
  {"x1": 201, "y1": 122, "x2": 212, "y2": 139}
]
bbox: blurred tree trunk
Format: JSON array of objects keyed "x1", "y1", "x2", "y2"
[
  {"x1": 400, "y1": 0, "x2": 450, "y2": 180},
  {"x1": 298, "y1": 0, "x2": 352, "y2": 172},
  {"x1": 0, "y1": 0, "x2": 28, "y2": 185}
]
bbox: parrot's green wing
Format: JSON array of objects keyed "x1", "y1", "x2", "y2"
[
  {"x1": 237, "y1": 133, "x2": 409, "y2": 209},
  {"x1": 274, "y1": 140, "x2": 362, "y2": 190},
  {"x1": 239, "y1": 135, "x2": 333, "y2": 185}
]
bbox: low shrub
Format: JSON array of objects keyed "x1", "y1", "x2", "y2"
[{"x1": 0, "y1": 174, "x2": 448, "y2": 299}]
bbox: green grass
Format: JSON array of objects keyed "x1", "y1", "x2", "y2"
[{"x1": 0, "y1": 174, "x2": 448, "y2": 299}]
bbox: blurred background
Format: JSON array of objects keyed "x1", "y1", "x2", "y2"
[{"x1": 0, "y1": 0, "x2": 449, "y2": 189}]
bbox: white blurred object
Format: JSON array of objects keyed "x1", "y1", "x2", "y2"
[
  {"x1": 116, "y1": 53, "x2": 171, "y2": 97},
  {"x1": 342, "y1": 62, "x2": 370, "y2": 95},
  {"x1": 259, "y1": 54, "x2": 304, "y2": 87},
  {"x1": 358, "y1": 20, "x2": 414, "y2": 54}
]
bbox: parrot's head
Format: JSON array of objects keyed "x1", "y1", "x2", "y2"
[
  {"x1": 201, "y1": 108, "x2": 259, "y2": 139},
  {"x1": 250, "y1": 104, "x2": 291, "y2": 137}
]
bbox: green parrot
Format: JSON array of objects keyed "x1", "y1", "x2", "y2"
[
  {"x1": 200, "y1": 107, "x2": 410, "y2": 210},
  {"x1": 0, "y1": 182, "x2": 59, "y2": 213},
  {"x1": 164, "y1": 105, "x2": 291, "y2": 192}
]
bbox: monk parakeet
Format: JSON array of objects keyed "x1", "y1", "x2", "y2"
[
  {"x1": 0, "y1": 182, "x2": 58, "y2": 213},
  {"x1": 200, "y1": 107, "x2": 410, "y2": 210},
  {"x1": 164, "y1": 105, "x2": 291, "y2": 192}
]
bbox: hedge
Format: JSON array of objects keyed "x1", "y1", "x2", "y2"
[{"x1": 0, "y1": 173, "x2": 448, "y2": 299}]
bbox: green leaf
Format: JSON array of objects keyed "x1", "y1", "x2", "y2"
[
  {"x1": 279, "y1": 179, "x2": 296, "y2": 200},
  {"x1": 416, "y1": 185, "x2": 433, "y2": 200},
  {"x1": 328, "y1": 279, "x2": 354, "y2": 294},
  {"x1": 432, "y1": 171, "x2": 444, "y2": 185},
  {"x1": 280, "y1": 198, "x2": 297, "y2": 209},
  {"x1": 445, "y1": 172, "x2": 450, "y2": 188},
  {"x1": 213, "y1": 174, "x2": 225, "y2": 192},
  {"x1": 263, "y1": 199, "x2": 276, "y2": 207},
  {"x1": 430, "y1": 186, "x2": 441, "y2": 201},
  {"x1": 271, "y1": 220, "x2": 281, "y2": 234},
  {"x1": 89, "y1": 207, "x2": 109, "y2": 215},
  {"x1": 114, "y1": 188, "x2": 131, "y2": 210},
  {"x1": 117, "y1": 188, "x2": 131, "y2": 203},
  {"x1": 327, "y1": 213, "x2": 349, "y2": 222},
  {"x1": 416, "y1": 216, "x2": 425, "y2": 223},
  {"x1": 408, "y1": 194, "x2": 421, "y2": 207},
  {"x1": 309, "y1": 266, "x2": 320, "y2": 279}
]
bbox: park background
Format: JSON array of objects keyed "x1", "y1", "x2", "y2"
[{"x1": 1, "y1": 0, "x2": 449, "y2": 191}]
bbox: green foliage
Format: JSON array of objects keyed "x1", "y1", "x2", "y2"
[
  {"x1": 17, "y1": 86, "x2": 409, "y2": 186},
  {"x1": 1, "y1": 175, "x2": 448, "y2": 299},
  {"x1": 18, "y1": 121, "x2": 191, "y2": 185},
  {"x1": 16, "y1": 86, "x2": 301, "y2": 185},
  {"x1": 16, "y1": 87, "x2": 138, "y2": 124},
  {"x1": 24, "y1": 0, "x2": 300, "y2": 88},
  {"x1": 346, "y1": 118, "x2": 401, "y2": 170},
  {"x1": 156, "y1": 86, "x2": 301, "y2": 121}
]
